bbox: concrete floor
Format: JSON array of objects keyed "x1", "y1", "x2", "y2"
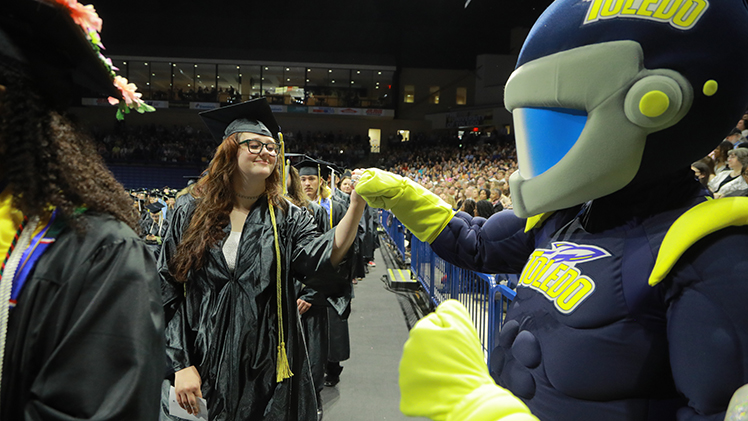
[{"x1": 319, "y1": 247, "x2": 428, "y2": 421}]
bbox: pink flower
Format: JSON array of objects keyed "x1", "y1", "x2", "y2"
[
  {"x1": 112, "y1": 75, "x2": 143, "y2": 106},
  {"x1": 54, "y1": 0, "x2": 102, "y2": 33}
]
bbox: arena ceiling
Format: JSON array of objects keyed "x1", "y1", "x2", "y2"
[{"x1": 96, "y1": 0, "x2": 554, "y2": 69}]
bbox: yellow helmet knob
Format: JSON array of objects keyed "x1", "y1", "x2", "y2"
[{"x1": 639, "y1": 90, "x2": 670, "y2": 118}]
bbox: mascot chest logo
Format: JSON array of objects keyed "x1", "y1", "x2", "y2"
[
  {"x1": 584, "y1": 0, "x2": 709, "y2": 30},
  {"x1": 518, "y1": 242, "x2": 611, "y2": 314}
]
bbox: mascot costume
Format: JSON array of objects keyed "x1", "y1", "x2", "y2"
[{"x1": 354, "y1": 0, "x2": 748, "y2": 419}]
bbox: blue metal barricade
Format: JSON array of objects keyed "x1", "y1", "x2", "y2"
[{"x1": 380, "y1": 212, "x2": 519, "y2": 365}]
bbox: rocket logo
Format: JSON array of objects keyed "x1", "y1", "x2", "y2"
[{"x1": 518, "y1": 242, "x2": 611, "y2": 314}]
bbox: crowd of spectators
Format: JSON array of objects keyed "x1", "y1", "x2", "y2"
[
  {"x1": 92, "y1": 124, "x2": 216, "y2": 165},
  {"x1": 379, "y1": 130, "x2": 518, "y2": 216},
  {"x1": 93, "y1": 123, "x2": 520, "y2": 217},
  {"x1": 692, "y1": 114, "x2": 748, "y2": 198}
]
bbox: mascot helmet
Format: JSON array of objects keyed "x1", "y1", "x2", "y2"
[{"x1": 506, "y1": 0, "x2": 748, "y2": 217}]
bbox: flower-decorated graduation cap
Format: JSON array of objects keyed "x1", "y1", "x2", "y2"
[
  {"x1": 199, "y1": 98, "x2": 280, "y2": 142},
  {"x1": 0, "y1": 0, "x2": 154, "y2": 119}
]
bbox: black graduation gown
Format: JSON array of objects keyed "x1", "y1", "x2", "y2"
[
  {"x1": 141, "y1": 216, "x2": 169, "y2": 259},
  {"x1": 1, "y1": 213, "x2": 165, "y2": 420},
  {"x1": 361, "y1": 205, "x2": 377, "y2": 262},
  {"x1": 296, "y1": 201, "x2": 332, "y2": 395},
  {"x1": 159, "y1": 197, "x2": 350, "y2": 421},
  {"x1": 320, "y1": 197, "x2": 353, "y2": 363}
]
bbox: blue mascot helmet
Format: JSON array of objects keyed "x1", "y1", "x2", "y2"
[{"x1": 506, "y1": 0, "x2": 748, "y2": 218}]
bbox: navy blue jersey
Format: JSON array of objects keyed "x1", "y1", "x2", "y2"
[{"x1": 431, "y1": 187, "x2": 748, "y2": 420}]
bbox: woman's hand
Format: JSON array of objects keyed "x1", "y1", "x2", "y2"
[
  {"x1": 174, "y1": 366, "x2": 203, "y2": 415},
  {"x1": 297, "y1": 298, "x2": 312, "y2": 315}
]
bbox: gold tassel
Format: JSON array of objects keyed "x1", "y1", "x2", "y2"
[
  {"x1": 276, "y1": 342, "x2": 293, "y2": 382},
  {"x1": 269, "y1": 201, "x2": 293, "y2": 382},
  {"x1": 278, "y1": 133, "x2": 287, "y2": 196}
]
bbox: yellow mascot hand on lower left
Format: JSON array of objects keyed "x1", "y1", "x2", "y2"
[{"x1": 399, "y1": 300, "x2": 538, "y2": 421}]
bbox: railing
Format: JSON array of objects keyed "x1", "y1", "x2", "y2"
[{"x1": 379, "y1": 210, "x2": 517, "y2": 365}]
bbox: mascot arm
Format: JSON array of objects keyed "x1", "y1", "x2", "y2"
[
  {"x1": 355, "y1": 168, "x2": 455, "y2": 243},
  {"x1": 399, "y1": 300, "x2": 538, "y2": 421},
  {"x1": 355, "y1": 168, "x2": 534, "y2": 274},
  {"x1": 665, "y1": 228, "x2": 748, "y2": 420},
  {"x1": 430, "y1": 209, "x2": 536, "y2": 275}
]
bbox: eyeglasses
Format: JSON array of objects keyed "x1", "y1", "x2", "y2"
[{"x1": 239, "y1": 139, "x2": 280, "y2": 155}]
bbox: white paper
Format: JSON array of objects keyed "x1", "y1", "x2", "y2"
[{"x1": 168, "y1": 386, "x2": 209, "y2": 420}]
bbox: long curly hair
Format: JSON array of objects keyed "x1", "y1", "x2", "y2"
[
  {"x1": 0, "y1": 68, "x2": 138, "y2": 233},
  {"x1": 169, "y1": 133, "x2": 288, "y2": 282}
]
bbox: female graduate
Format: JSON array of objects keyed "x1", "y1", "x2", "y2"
[
  {"x1": 159, "y1": 98, "x2": 365, "y2": 421},
  {"x1": 0, "y1": 1, "x2": 163, "y2": 419}
]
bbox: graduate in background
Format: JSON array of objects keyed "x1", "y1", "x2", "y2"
[
  {"x1": 295, "y1": 159, "x2": 353, "y2": 389},
  {"x1": 0, "y1": 1, "x2": 163, "y2": 420},
  {"x1": 142, "y1": 202, "x2": 169, "y2": 259}
]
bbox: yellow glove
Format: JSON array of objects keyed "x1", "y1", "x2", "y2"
[
  {"x1": 726, "y1": 384, "x2": 748, "y2": 421},
  {"x1": 399, "y1": 300, "x2": 537, "y2": 421},
  {"x1": 354, "y1": 168, "x2": 455, "y2": 243}
]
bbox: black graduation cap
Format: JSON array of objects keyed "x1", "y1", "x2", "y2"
[
  {"x1": 294, "y1": 158, "x2": 344, "y2": 179},
  {"x1": 0, "y1": 0, "x2": 121, "y2": 109},
  {"x1": 294, "y1": 158, "x2": 324, "y2": 178},
  {"x1": 198, "y1": 98, "x2": 280, "y2": 142},
  {"x1": 145, "y1": 202, "x2": 165, "y2": 214}
]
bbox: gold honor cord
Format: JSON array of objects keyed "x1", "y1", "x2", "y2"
[
  {"x1": 268, "y1": 201, "x2": 293, "y2": 382},
  {"x1": 278, "y1": 133, "x2": 287, "y2": 196}
]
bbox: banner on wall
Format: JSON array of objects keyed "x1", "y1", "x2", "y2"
[
  {"x1": 83, "y1": 98, "x2": 168, "y2": 109},
  {"x1": 445, "y1": 111, "x2": 491, "y2": 128},
  {"x1": 190, "y1": 102, "x2": 220, "y2": 110}
]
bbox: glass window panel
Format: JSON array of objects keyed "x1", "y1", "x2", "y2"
[
  {"x1": 129, "y1": 61, "x2": 151, "y2": 100},
  {"x1": 306, "y1": 67, "x2": 330, "y2": 106},
  {"x1": 373, "y1": 70, "x2": 394, "y2": 108},
  {"x1": 173, "y1": 62, "x2": 195, "y2": 102},
  {"x1": 150, "y1": 62, "x2": 171, "y2": 101},
  {"x1": 352, "y1": 69, "x2": 372, "y2": 108},
  {"x1": 217, "y1": 64, "x2": 241, "y2": 104},
  {"x1": 262, "y1": 66, "x2": 283, "y2": 104},
  {"x1": 239, "y1": 65, "x2": 262, "y2": 101},
  {"x1": 283, "y1": 66, "x2": 305, "y2": 105},
  {"x1": 194, "y1": 63, "x2": 217, "y2": 102},
  {"x1": 456, "y1": 87, "x2": 467, "y2": 105},
  {"x1": 328, "y1": 69, "x2": 348, "y2": 107},
  {"x1": 404, "y1": 85, "x2": 415, "y2": 103},
  {"x1": 429, "y1": 86, "x2": 440, "y2": 105}
]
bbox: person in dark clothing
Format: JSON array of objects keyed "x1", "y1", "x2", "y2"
[
  {"x1": 141, "y1": 202, "x2": 169, "y2": 259},
  {"x1": 0, "y1": 1, "x2": 164, "y2": 420},
  {"x1": 294, "y1": 159, "x2": 352, "y2": 389},
  {"x1": 160, "y1": 98, "x2": 365, "y2": 420},
  {"x1": 287, "y1": 165, "x2": 331, "y2": 421}
]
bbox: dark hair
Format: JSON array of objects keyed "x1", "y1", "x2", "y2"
[
  {"x1": 478, "y1": 188, "x2": 490, "y2": 200},
  {"x1": 476, "y1": 200, "x2": 494, "y2": 218},
  {"x1": 691, "y1": 160, "x2": 712, "y2": 187},
  {"x1": 715, "y1": 141, "x2": 733, "y2": 163},
  {"x1": 170, "y1": 132, "x2": 288, "y2": 282},
  {"x1": 461, "y1": 198, "x2": 476, "y2": 216},
  {"x1": 0, "y1": 68, "x2": 138, "y2": 233}
]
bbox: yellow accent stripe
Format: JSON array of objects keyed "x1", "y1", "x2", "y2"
[
  {"x1": 388, "y1": 268, "x2": 414, "y2": 283},
  {"x1": 649, "y1": 197, "x2": 748, "y2": 286},
  {"x1": 524, "y1": 212, "x2": 554, "y2": 233}
]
